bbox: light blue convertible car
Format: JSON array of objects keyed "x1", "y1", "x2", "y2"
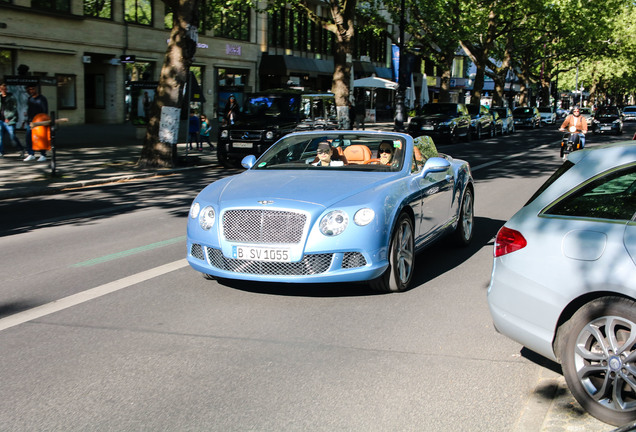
[{"x1": 187, "y1": 131, "x2": 474, "y2": 292}]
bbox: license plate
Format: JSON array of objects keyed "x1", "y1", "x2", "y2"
[
  {"x1": 421, "y1": 126, "x2": 434, "y2": 130},
  {"x1": 232, "y1": 245, "x2": 291, "y2": 262},
  {"x1": 232, "y1": 141, "x2": 253, "y2": 148},
  {"x1": 601, "y1": 126, "x2": 612, "y2": 131}
]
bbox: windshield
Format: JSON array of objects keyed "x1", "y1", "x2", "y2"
[
  {"x1": 492, "y1": 108, "x2": 507, "y2": 116},
  {"x1": 252, "y1": 133, "x2": 407, "y2": 172},
  {"x1": 421, "y1": 104, "x2": 458, "y2": 116},
  {"x1": 623, "y1": 107, "x2": 636, "y2": 113},
  {"x1": 513, "y1": 107, "x2": 533, "y2": 116},
  {"x1": 241, "y1": 95, "x2": 300, "y2": 118},
  {"x1": 538, "y1": 107, "x2": 552, "y2": 113},
  {"x1": 595, "y1": 107, "x2": 620, "y2": 118}
]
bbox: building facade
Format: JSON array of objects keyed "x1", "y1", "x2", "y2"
[{"x1": 0, "y1": 0, "x2": 469, "y2": 127}]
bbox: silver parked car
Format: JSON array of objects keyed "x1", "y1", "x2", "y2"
[
  {"x1": 488, "y1": 142, "x2": 636, "y2": 427},
  {"x1": 622, "y1": 106, "x2": 636, "y2": 122},
  {"x1": 538, "y1": 106, "x2": 557, "y2": 124},
  {"x1": 490, "y1": 106, "x2": 515, "y2": 134}
]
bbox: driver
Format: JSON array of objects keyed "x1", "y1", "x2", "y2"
[
  {"x1": 312, "y1": 139, "x2": 344, "y2": 167},
  {"x1": 559, "y1": 106, "x2": 588, "y2": 147}
]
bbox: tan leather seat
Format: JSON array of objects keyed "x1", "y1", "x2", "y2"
[{"x1": 344, "y1": 144, "x2": 372, "y2": 164}]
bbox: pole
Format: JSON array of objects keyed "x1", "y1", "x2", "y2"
[
  {"x1": 394, "y1": 0, "x2": 406, "y2": 132},
  {"x1": 50, "y1": 111, "x2": 56, "y2": 176}
]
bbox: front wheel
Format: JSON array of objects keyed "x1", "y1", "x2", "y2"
[
  {"x1": 454, "y1": 188, "x2": 474, "y2": 246},
  {"x1": 371, "y1": 213, "x2": 415, "y2": 293},
  {"x1": 559, "y1": 297, "x2": 636, "y2": 426}
]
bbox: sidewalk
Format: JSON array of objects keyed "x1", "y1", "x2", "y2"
[{"x1": 0, "y1": 121, "x2": 396, "y2": 200}]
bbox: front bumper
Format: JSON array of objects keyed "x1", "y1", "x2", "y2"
[
  {"x1": 593, "y1": 122, "x2": 621, "y2": 133},
  {"x1": 187, "y1": 241, "x2": 387, "y2": 283}
]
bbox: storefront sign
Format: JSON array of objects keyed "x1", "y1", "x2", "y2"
[{"x1": 226, "y1": 44, "x2": 242, "y2": 56}]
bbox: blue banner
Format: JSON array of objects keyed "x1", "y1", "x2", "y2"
[{"x1": 391, "y1": 44, "x2": 400, "y2": 83}]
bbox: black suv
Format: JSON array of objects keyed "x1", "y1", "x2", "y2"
[
  {"x1": 466, "y1": 104, "x2": 495, "y2": 139},
  {"x1": 407, "y1": 102, "x2": 471, "y2": 143},
  {"x1": 217, "y1": 90, "x2": 337, "y2": 167}
]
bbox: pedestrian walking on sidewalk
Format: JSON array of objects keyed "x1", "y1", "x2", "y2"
[
  {"x1": 23, "y1": 84, "x2": 49, "y2": 162},
  {"x1": 199, "y1": 114, "x2": 213, "y2": 150},
  {"x1": 0, "y1": 81, "x2": 24, "y2": 158},
  {"x1": 187, "y1": 111, "x2": 201, "y2": 150}
]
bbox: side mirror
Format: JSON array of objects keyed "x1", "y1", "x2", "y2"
[
  {"x1": 423, "y1": 157, "x2": 451, "y2": 174},
  {"x1": 241, "y1": 155, "x2": 257, "y2": 169}
]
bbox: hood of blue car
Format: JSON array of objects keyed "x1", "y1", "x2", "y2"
[{"x1": 211, "y1": 170, "x2": 391, "y2": 209}]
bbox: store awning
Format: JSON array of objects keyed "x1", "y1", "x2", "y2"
[
  {"x1": 353, "y1": 76, "x2": 398, "y2": 90},
  {"x1": 260, "y1": 55, "x2": 334, "y2": 78}
]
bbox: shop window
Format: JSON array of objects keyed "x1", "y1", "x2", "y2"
[
  {"x1": 32, "y1": 0, "x2": 70, "y2": 12},
  {"x1": 84, "y1": 0, "x2": 112, "y2": 19},
  {"x1": 57, "y1": 74, "x2": 76, "y2": 110},
  {"x1": 125, "y1": 0, "x2": 152, "y2": 26}
]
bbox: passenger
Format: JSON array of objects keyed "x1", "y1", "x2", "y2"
[
  {"x1": 312, "y1": 139, "x2": 344, "y2": 166},
  {"x1": 377, "y1": 140, "x2": 395, "y2": 165}
]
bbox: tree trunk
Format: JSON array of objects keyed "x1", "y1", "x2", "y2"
[
  {"x1": 138, "y1": 0, "x2": 200, "y2": 168},
  {"x1": 332, "y1": 39, "x2": 352, "y2": 129}
]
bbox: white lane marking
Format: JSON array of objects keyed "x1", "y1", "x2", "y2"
[{"x1": 0, "y1": 259, "x2": 189, "y2": 332}]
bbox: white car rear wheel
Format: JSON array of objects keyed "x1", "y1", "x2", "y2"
[{"x1": 560, "y1": 297, "x2": 636, "y2": 426}]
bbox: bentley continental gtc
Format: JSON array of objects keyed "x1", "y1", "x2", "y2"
[{"x1": 187, "y1": 131, "x2": 475, "y2": 292}]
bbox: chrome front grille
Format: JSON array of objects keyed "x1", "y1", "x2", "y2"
[
  {"x1": 207, "y1": 248, "x2": 332, "y2": 275},
  {"x1": 223, "y1": 210, "x2": 307, "y2": 244}
]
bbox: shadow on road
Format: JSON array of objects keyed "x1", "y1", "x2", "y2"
[{"x1": 213, "y1": 216, "x2": 504, "y2": 297}]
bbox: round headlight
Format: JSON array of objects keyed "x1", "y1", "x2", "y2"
[
  {"x1": 190, "y1": 202, "x2": 200, "y2": 219},
  {"x1": 354, "y1": 208, "x2": 375, "y2": 226},
  {"x1": 265, "y1": 131, "x2": 275, "y2": 140},
  {"x1": 199, "y1": 206, "x2": 216, "y2": 230},
  {"x1": 220, "y1": 129, "x2": 229, "y2": 138},
  {"x1": 320, "y1": 210, "x2": 349, "y2": 236}
]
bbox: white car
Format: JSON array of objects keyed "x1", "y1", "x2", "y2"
[
  {"x1": 538, "y1": 106, "x2": 557, "y2": 124},
  {"x1": 488, "y1": 141, "x2": 636, "y2": 427},
  {"x1": 623, "y1": 106, "x2": 636, "y2": 122}
]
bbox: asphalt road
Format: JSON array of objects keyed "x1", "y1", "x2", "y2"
[{"x1": 0, "y1": 122, "x2": 632, "y2": 431}]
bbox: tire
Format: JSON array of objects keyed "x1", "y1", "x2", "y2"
[
  {"x1": 371, "y1": 213, "x2": 415, "y2": 293},
  {"x1": 559, "y1": 297, "x2": 636, "y2": 426},
  {"x1": 454, "y1": 187, "x2": 474, "y2": 246},
  {"x1": 464, "y1": 128, "x2": 472, "y2": 143}
]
